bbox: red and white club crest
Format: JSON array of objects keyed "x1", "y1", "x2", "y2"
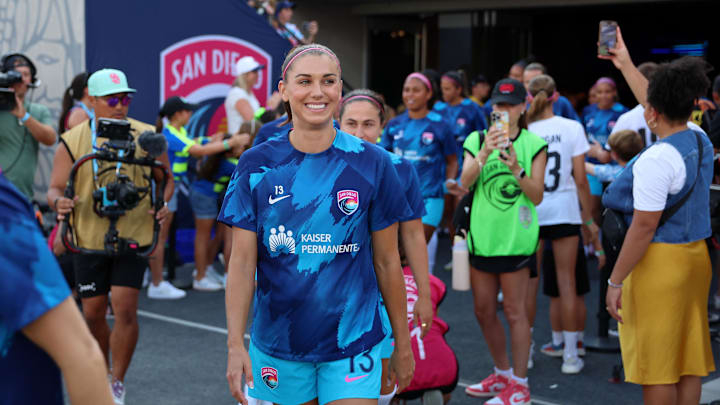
[
  {"x1": 337, "y1": 190, "x2": 359, "y2": 216},
  {"x1": 160, "y1": 35, "x2": 272, "y2": 138},
  {"x1": 261, "y1": 367, "x2": 278, "y2": 390},
  {"x1": 422, "y1": 132, "x2": 434, "y2": 145}
]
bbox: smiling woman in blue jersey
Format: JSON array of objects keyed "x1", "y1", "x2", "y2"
[
  {"x1": 219, "y1": 44, "x2": 415, "y2": 405},
  {"x1": 380, "y1": 72, "x2": 459, "y2": 241}
]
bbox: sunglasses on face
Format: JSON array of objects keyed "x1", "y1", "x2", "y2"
[{"x1": 103, "y1": 94, "x2": 132, "y2": 107}]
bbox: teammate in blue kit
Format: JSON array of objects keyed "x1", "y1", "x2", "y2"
[
  {"x1": 435, "y1": 70, "x2": 488, "y2": 174},
  {"x1": 0, "y1": 170, "x2": 114, "y2": 405},
  {"x1": 380, "y1": 72, "x2": 459, "y2": 241},
  {"x1": 339, "y1": 89, "x2": 433, "y2": 405},
  {"x1": 220, "y1": 44, "x2": 415, "y2": 405},
  {"x1": 581, "y1": 77, "x2": 628, "y2": 222}
]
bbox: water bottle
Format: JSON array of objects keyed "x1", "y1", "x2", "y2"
[{"x1": 452, "y1": 235, "x2": 470, "y2": 291}]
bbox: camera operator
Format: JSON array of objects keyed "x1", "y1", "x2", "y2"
[
  {"x1": 0, "y1": 53, "x2": 56, "y2": 200},
  {"x1": 46, "y1": 68, "x2": 173, "y2": 405}
]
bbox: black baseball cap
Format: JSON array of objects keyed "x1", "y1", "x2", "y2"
[
  {"x1": 160, "y1": 96, "x2": 199, "y2": 117},
  {"x1": 491, "y1": 78, "x2": 526, "y2": 106}
]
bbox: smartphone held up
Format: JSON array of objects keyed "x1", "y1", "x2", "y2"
[
  {"x1": 598, "y1": 20, "x2": 618, "y2": 56},
  {"x1": 491, "y1": 111, "x2": 510, "y2": 149}
]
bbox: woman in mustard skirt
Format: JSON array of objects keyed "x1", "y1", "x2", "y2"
[{"x1": 601, "y1": 26, "x2": 715, "y2": 404}]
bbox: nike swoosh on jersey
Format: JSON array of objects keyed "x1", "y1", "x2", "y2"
[
  {"x1": 268, "y1": 194, "x2": 292, "y2": 205},
  {"x1": 344, "y1": 374, "x2": 369, "y2": 383}
]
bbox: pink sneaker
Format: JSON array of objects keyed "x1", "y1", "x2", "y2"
[
  {"x1": 485, "y1": 380, "x2": 531, "y2": 405},
  {"x1": 465, "y1": 373, "x2": 510, "y2": 398}
]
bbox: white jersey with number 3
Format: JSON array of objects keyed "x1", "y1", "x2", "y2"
[{"x1": 530, "y1": 116, "x2": 590, "y2": 226}]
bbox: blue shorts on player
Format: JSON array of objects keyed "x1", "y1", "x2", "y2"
[
  {"x1": 422, "y1": 197, "x2": 444, "y2": 228},
  {"x1": 586, "y1": 173, "x2": 604, "y2": 196},
  {"x1": 248, "y1": 340, "x2": 382, "y2": 404}
]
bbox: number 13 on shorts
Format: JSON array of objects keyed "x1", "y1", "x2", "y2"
[{"x1": 347, "y1": 350, "x2": 374, "y2": 378}]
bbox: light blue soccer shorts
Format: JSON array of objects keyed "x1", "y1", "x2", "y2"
[
  {"x1": 422, "y1": 197, "x2": 445, "y2": 228},
  {"x1": 379, "y1": 302, "x2": 395, "y2": 359},
  {"x1": 248, "y1": 340, "x2": 382, "y2": 404},
  {"x1": 586, "y1": 173, "x2": 604, "y2": 196}
]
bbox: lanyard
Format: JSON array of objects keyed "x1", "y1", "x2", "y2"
[
  {"x1": 90, "y1": 119, "x2": 124, "y2": 181},
  {"x1": 77, "y1": 101, "x2": 95, "y2": 122}
]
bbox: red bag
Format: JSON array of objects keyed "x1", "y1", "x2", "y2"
[{"x1": 399, "y1": 267, "x2": 459, "y2": 399}]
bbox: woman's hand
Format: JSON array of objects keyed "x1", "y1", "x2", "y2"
[
  {"x1": 484, "y1": 126, "x2": 506, "y2": 152},
  {"x1": 587, "y1": 141, "x2": 605, "y2": 159},
  {"x1": 498, "y1": 143, "x2": 521, "y2": 175},
  {"x1": 583, "y1": 221, "x2": 600, "y2": 245},
  {"x1": 598, "y1": 26, "x2": 633, "y2": 71},
  {"x1": 445, "y1": 179, "x2": 468, "y2": 197},
  {"x1": 605, "y1": 284, "x2": 623, "y2": 323},
  {"x1": 227, "y1": 346, "x2": 254, "y2": 404},
  {"x1": 389, "y1": 346, "x2": 415, "y2": 392},
  {"x1": 55, "y1": 196, "x2": 78, "y2": 221},
  {"x1": 413, "y1": 295, "x2": 433, "y2": 339},
  {"x1": 150, "y1": 203, "x2": 170, "y2": 225}
]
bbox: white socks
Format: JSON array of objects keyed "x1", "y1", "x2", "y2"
[
  {"x1": 563, "y1": 331, "x2": 579, "y2": 359},
  {"x1": 495, "y1": 366, "x2": 513, "y2": 378},
  {"x1": 378, "y1": 385, "x2": 397, "y2": 405},
  {"x1": 511, "y1": 374, "x2": 528, "y2": 386},
  {"x1": 496, "y1": 366, "x2": 528, "y2": 387},
  {"x1": 552, "y1": 330, "x2": 563, "y2": 346}
]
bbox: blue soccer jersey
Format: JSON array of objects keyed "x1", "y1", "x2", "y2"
[
  {"x1": 434, "y1": 99, "x2": 488, "y2": 173},
  {"x1": 0, "y1": 172, "x2": 70, "y2": 405},
  {"x1": 582, "y1": 103, "x2": 628, "y2": 146},
  {"x1": 379, "y1": 111, "x2": 456, "y2": 199},
  {"x1": 388, "y1": 152, "x2": 426, "y2": 221},
  {"x1": 218, "y1": 130, "x2": 411, "y2": 362}
]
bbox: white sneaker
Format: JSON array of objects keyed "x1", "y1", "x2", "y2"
[
  {"x1": 206, "y1": 266, "x2": 225, "y2": 286},
  {"x1": 147, "y1": 280, "x2": 186, "y2": 299},
  {"x1": 193, "y1": 275, "x2": 223, "y2": 291},
  {"x1": 561, "y1": 355, "x2": 584, "y2": 374},
  {"x1": 142, "y1": 268, "x2": 150, "y2": 288},
  {"x1": 110, "y1": 379, "x2": 125, "y2": 405}
]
